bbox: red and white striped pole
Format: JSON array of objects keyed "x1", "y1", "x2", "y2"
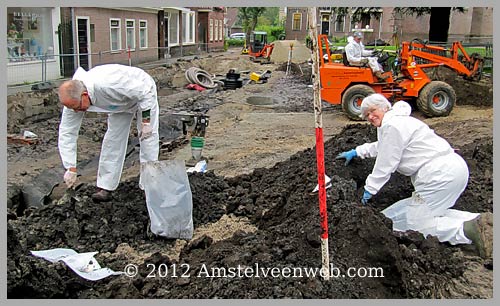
[{"x1": 308, "y1": 7, "x2": 330, "y2": 280}]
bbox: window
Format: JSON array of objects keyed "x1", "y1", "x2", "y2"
[
  {"x1": 126, "y1": 19, "x2": 135, "y2": 50},
  {"x1": 110, "y1": 18, "x2": 121, "y2": 51},
  {"x1": 90, "y1": 24, "x2": 95, "y2": 42},
  {"x1": 219, "y1": 19, "x2": 223, "y2": 41},
  {"x1": 335, "y1": 16, "x2": 345, "y2": 32},
  {"x1": 292, "y1": 13, "x2": 302, "y2": 31},
  {"x1": 7, "y1": 7, "x2": 55, "y2": 63},
  {"x1": 209, "y1": 19, "x2": 213, "y2": 42},
  {"x1": 139, "y1": 20, "x2": 147, "y2": 49},
  {"x1": 350, "y1": 20, "x2": 357, "y2": 32},
  {"x1": 182, "y1": 11, "x2": 195, "y2": 44},
  {"x1": 169, "y1": 11, "x2": 179, "y2": 45},
  {"x1": 214, "y1": 20, "x2": 218, "y2": 41},
  {"x1": 189, "y1": 13, "x2": 195, "y2": 43}
]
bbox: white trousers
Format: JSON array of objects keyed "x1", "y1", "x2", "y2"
[
  {"x1": 96, "y1": 92, "x2": 159, "y2": 191},
  {"x1": 366, "y1": 57, "x2": 382, "y2": 73},
  {"x1": 382, "y1": 152, "x2": 478, "y2": 245}
]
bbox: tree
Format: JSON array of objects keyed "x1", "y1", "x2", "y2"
[
  {"x1": 331, "y1": 7, "x2": 383, "y2": 25},
  {"x1": 261, "y1": 7, "x2": 280, "y2": 26},
  {"x1": 393, "y1": 7, "x2": 466, "y2": 43},
  {"x1": 238, "y1": 7, "x2": 266, "y2": 45}
]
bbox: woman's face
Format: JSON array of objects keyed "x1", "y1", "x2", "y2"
[{"x1": 364, "y1": 107, "x2": 385, "y2": 127}]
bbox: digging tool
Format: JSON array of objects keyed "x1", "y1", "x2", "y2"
[
  {"x1": 308, "y1": 7, "x2": 330, "y2": 281},
  {"x1": 21, "y1": 167, "x2": 65, "y2": 208},
  {"x1": 55, "y1": 182, "x2": 84, "y2": 205},
  {"x1": 171, "y1": 111, "x2": 210, "y2": 167}
]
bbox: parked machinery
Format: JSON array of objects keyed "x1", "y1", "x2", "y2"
[
  {"x1": 248, "y1": 31, "x2": 274, "y2": 63},
  {"x1": 318, "y1": 34, "x2": 484, "y2": 120}
]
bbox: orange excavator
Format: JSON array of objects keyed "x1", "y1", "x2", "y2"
[
  {"x1": 318, "y1": 34, "x2": 484, "y2": 120},
  {"x1": 248, "y1": 31, "x2": 274, "y2": 63}
]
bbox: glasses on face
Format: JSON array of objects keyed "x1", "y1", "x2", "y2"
[{"x1": 73, "y1": 92, "x2": 87, "y2": 111}]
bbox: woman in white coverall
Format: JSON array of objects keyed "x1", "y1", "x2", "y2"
[
  {"x1": 335, "y1": 93, "x2": 487, "y2": 257},
  {"x1": 345, "y1": 32, "x2": 387, "y2": 81},
  {"x1": 58, "y1": 64, "x2": 159, "y2": 202}
]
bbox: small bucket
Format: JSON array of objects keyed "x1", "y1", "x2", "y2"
[{"x1": 191, "y1": 136, "x2": 205, "y2": 160}]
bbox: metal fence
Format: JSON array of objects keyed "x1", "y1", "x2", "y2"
[
  {"x1": 7, "y1": 38, "x2": 492, "y2": 88},
  {"x1": 7, "y1": 43, "x2": 226, "y2": 88}
]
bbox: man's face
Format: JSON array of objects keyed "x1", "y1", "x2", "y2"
[
  {"x1": 61, "y1": 92, "x2": 90, "y2": 112},
  {"x1": 354, "y1": 36, "x2": 362, "y2": 43}
]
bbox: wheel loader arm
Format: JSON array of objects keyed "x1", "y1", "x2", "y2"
[
  {"x1": 318, "y1": 34, "x2": 332, "y2": 66},
  {"x1": 407, "y1": 50, "x2": 478, "y2": 77},
  {"x1": 401, "y1": 41, "x2": 484, "y2": 79}
]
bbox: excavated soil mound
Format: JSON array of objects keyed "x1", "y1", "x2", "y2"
[{"x1": 7, "y1": 123, "x2": 492, "y2": 298}]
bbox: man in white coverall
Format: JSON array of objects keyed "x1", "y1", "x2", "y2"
[
  {"x1": 345, "y1": 31, "x2": 388, "y2": 81},
  {"x1": 58, "y1": 64, "x2": 159, "y2": 202},
  {"x1": 335, "y1": 93, "x2": 489, "y2": 258}
]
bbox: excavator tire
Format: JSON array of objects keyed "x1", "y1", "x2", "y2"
[
  {"x1": 342, "y1": 84, "x2": 376, "y2": 120},
  {"x1": 416, "y1": 81, "x2": 456, "y2": 117}
]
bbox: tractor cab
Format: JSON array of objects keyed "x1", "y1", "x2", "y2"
[
  {"x1": 249, "y1": 31, "x2": 268, "y2": 53},
  {"x1": 248, "y1": 31, "x2": 274, "y2": 62}
]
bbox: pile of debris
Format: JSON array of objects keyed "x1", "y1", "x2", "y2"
[{"x1": 7, "y1": 123, "x2": 492, "y2": 298}]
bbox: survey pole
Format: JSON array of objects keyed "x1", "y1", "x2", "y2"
[{"x1": 307, "y1": 7, "x2": 330, "y2": 281}]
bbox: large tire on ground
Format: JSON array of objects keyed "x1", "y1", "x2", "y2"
[
  {"x1": 416, "y1": 81, "x2": 456, "y2": 117},
  {"x1": 342, "y1": 84, "x2": 376, "y2": 120}
]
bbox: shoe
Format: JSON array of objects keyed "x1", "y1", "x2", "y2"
[
  {"x1": 91, "y1": 188, "x2": 112, "y2": 202},
  {"x1": 374, "y1": 71, "x2": 389, "y2": 81},
  {"x1": 463, "y1": 214, "x2": 489, "y2": 258}
]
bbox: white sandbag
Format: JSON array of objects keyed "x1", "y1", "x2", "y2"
[{"x1": 141, "y1": 160, "x2": 193, "y2": 239}]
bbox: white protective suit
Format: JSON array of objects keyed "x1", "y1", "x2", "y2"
[
  {"x1": 355, "y1": 101, "x2": 478, "y2": 245},
  {"x1": 344, "y1": 40, "x2": 382, "y2": 73},
  {"x1": 58, "y1": 64, "x2": 159, "y2": 191}
]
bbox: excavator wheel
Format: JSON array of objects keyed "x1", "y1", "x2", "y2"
[
  {"x1": 342, "y1": 85, "x2": 376, "y2": 120},
  {"x1": 416, "y1": 81, "x2": 456, "y2": 117}
]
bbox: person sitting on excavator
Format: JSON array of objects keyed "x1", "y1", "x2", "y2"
[{"x1": 345, "y1": 31, "x2": 388, "y2": 81}]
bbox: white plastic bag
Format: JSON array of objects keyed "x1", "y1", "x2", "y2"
[
  {"x1": 141, "y1": 160, "x2": 193, "y2": 239},
  {"x1": 186, "y1": 160, "x2": 207, "y2": 173},
  {"x1": 312, "y1": 175, "x2": 332, "y2": 193}
]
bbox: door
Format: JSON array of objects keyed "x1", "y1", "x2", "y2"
[
  {"x1": 321, "y1": 14, "x2": 330, "y2": 35},
  {"x1": 321, "y1": 21, "x2": 330, "y2": 35},
  {"x1": 76, "y1": 17, "x2": 91, "y2": 70},
  {"x1": 164, "y1": 16, "x2": 169, "y2": 47},
  {"x1": 58, "y1": 21, "x2": 75, "y2": 77},
  {"x1": 164, "y1": 15, "x2": 169, "y2": 57}
]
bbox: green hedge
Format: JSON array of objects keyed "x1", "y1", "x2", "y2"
[{"x1": 226, "y1": 38, "x2": 245, "y2": 47}]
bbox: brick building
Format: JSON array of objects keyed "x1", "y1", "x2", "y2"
[{"x1": 284, "y1": 7, "x2": 493, "y2": 44}]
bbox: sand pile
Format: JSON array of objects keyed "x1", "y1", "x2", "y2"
[{"x1": 271, "y1": 40, "x2": 312, "y2": 64}]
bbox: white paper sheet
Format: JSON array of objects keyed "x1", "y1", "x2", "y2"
[{"x1": 31, "y1": 248, "x2": 123, "y2": 281}]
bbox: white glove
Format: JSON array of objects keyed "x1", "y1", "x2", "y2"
[
  {"x1": 140, "y1": 122, "x2": 153, "y2": 140},
  {"x1": 63, "y1": 169, "x2": 78, "y2": 188}
]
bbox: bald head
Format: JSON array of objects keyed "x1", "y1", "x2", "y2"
[
  {"x1": 58, "y1": 80, "x2": 86, "y2": 108},
  {"x1": 58, "y1": 80, "x2": 91, "y2": 112}
]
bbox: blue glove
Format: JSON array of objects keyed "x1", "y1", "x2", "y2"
[
  {"x1": 335, "y1": 149, "x2": 357, "y2": 166},
  {"x1": 361, "y1": 189, "x2": 373, "y2": 205}
]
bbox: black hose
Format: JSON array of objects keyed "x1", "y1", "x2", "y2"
[{"x1": 185, "y1": 67, "x2": 220, "y2": 89}]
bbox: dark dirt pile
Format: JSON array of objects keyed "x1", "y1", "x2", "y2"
[{"x1": 7, "y1": 122, "x2": 492, "y2": 298}]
